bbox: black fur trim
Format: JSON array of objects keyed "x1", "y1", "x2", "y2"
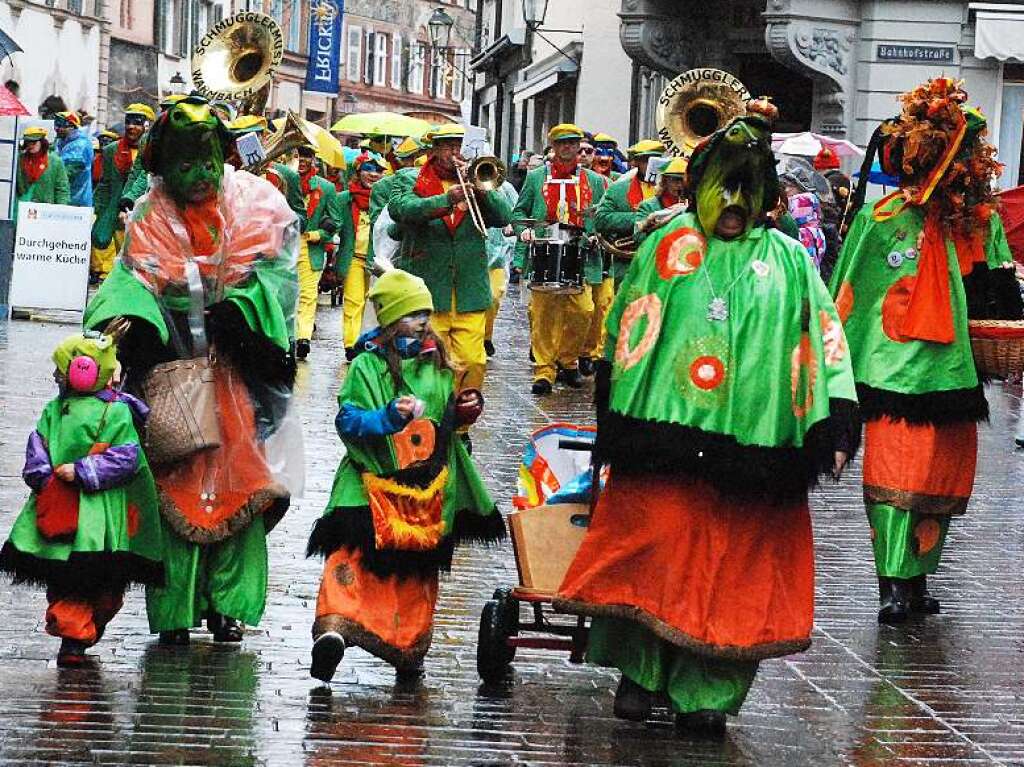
[
  {"x1": 595, "y1": 399, "x2": 859, "y2": 505},
  {"x1": 856, "y1": 383, "x2": 988, "y2": 426},
  {"x1": 0, "y1": 541, "x2": 164, "y2": 598},
  {"x1": 306, "y1": 504, "x2": 505, "y2": 580}
]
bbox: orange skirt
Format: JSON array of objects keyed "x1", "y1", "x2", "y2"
[
  {"x1": 554, "y1": 474, "x2": 814, "y2": 661},
  {"x1": 863, "y1": 417, "x2": 977, "y2": 516},
  {"x1": 313, "y1": 546, "x2": 438, "y2": 668}
]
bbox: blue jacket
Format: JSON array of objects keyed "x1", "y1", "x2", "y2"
[{"x1": 56, "y1": 129, "x2": 94, "y2": 206}]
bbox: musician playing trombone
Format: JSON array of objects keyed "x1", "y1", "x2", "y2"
[{"x1": 388, "y1": 124, "x2": 513, "y2": 401}]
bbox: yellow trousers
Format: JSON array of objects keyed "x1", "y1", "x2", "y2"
[
  {"x1": 484, "y1": 267, "x2": 508, "y2": 343},
  {"x1": 529, "y1": 289, "x2": 594, "y2": 384},
  {"x1": 431, "y1": 294, "x2": 487, "y2": 392},
  {"x1": 296, "y1": 239, "x2": 323, "y2": 342},
  {"x1": 583, "y1": 277, "x2": 615, "y2": 360},
  {"x1": 90, "y1": 230, "x2": 123, "y2": 279},
  {"x1": 342, "y1": 255, "x2": 369, "y2": 348}
]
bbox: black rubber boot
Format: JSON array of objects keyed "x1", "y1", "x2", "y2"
[
  {"x1": 158, "y1": 629, "x2": 190, "y2": 646},
  {"x1": 909, "y1": 574, "x2": 940, "y2": 615},
  {"x1": 531, "y1": 379, "x2": 553, "y2": 396},
  {"x1": 310, "y1": 632, "x2": 346, "y2": 683},
  {"x1": 675, "y1": 710, "x2": 727, "y2": 738},
  {"x1": 578, "y1": 357, "x2": 595, "y2": 377},
  {"x1": 57, "y1": 639, "x2": 89, "y2": 667},
  {"x1": 484, "y1": 339, "x2": 496, "y2": 357},
  {"x1": 878, "y1": 576, "x2": 910, "y2": 624},
  {"x1": 295, "y1": 339, "x2": 311, "y2": 360},
  {"x1": 556, "y1": 368, "x2": 584, "y2": 389},
  {"x1": 612, "y1": 675, "x2": 652, "y2": 722},
  {"x1": 209, "y1": 613, "x2": 244, "y2": 642}
]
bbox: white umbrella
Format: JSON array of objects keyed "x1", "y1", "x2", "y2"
[{"x1": 773, "y1": 131, "x2": 864, "y2": 158}]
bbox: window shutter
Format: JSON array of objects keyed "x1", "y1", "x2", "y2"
[
  {"x1": 391, "y1": 33, "x2": 403, "y2": 90},
  {"x1": 375, "y1": 33, "x2": 388, "y2": 86},
  {"x1": 364, "y1": 30, "x2": 374, "y2": 85},
  {"x1": 346, "y1": 24, "x2": 362, "y2": 82}
]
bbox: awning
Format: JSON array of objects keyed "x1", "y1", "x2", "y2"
[
  {"x1": 512, "y1": 51, "x2": 580, "y2": 105},
  {"x1": 972, "y1": 4, "x2": 1024, "y2": 61}
]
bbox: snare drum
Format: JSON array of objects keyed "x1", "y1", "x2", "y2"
[{"x1": 527, "y1": 239, "x2": 584, "y2": 294}]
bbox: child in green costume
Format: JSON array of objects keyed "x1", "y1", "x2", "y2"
[
  {"x1": 306, "y1": 269, "x2": 505, "y2": 683},
  {"x1": 0, "y1": 327, "x2": 163, "y2": 667}
]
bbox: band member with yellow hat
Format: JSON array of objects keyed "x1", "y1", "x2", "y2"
[
  {"x1": 15, "y1": 126, "x2": 69, "y2": 220},
  {"x1": 91, "y1": 103, "x2": 155, "y2": 282},
  {"x1": 634, "y1": 155, "x2": 689, "y2": 242},
  {"x1": 388, "y1": 123, "x2": 513, "y2": 397},
  {"x1": 118, "y1": 94, "x2": 190, "y2": 212},
  {"x1": 512, "y1": 123, "x2": 606, "y2": 394}
]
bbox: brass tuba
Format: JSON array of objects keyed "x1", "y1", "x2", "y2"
[
  {"x1": 656, "y1": 68, "x2": 750, "y2": 156},
  {"x1": 250, "y1": 111, "x2": 322, "y2": 175},
  {"x1": 191, "y1": 12, "x2": 285, "y2": 115}
]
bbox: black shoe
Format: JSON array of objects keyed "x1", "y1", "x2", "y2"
[
  {"x1": 345, "y1": 346, "x2": 357, "y2": 362},
  {"x1": 310, "y1": 632, "x2": 346, "y2": 683},
  {"x1": 675, "y1": 710, "x2": 727, "y2": 738},
  {"x1": 909, "y1": 574, "x2": 940, "y2": 615},
  {"x1": 531, "y1": 379, "x2": 553, "y2": 396},
  {"x1": 158, "y1": 629, "x2": 190, "y2": 646},
  {"x1": 578, "y1": 357, "x2": 595, "y2": 377},
  {"x1": 877, "y1": 577, "x2": 911, "y2": 624},
  {"x1": 57, "y1": 639, "x2": 89, "y2": 667},
  {"x1": 209, "y1": 613, "x2": 244, "y2": 642},
  {"x1": 556, "y1": 368, "x2": 584, "y2": 389},
  {"x1": 612, "y1": 675, "x2": 652, "y2": 722},
  {"x1": 296, "y1": 339, "x2": 311, "y2": 360},
  {"x1": 484, "y1": 340, "x2": 496, "y2": 357},
  {"x1": 395, "y1": 661, "x2": 425, "y2": 683}
]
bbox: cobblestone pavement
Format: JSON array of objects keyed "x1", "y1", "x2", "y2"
[{"x1": 2, "y1": 290, "x2": 1024, "y2": 766}]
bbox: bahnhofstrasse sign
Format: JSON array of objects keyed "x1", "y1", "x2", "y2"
[{"x1": 877, "y1": 45, "x2": 955, "y2": 63}]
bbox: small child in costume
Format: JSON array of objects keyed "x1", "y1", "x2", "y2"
[
  {"x1": 306, "y1": 269, "x2": 506, "y2": 683},
  {"x1": 0, "y1": 327, "x2": 163, "y2": 666}
]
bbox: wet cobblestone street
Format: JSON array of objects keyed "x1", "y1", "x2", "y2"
[{"x1": 2, "y1": 291, "x2": 1024, "y2": 766}]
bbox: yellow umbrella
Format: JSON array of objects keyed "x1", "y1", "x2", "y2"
[
  {"x1": 271, "y1": 115, "x2": 347, "y2": 169},
  {"x1": 330, "y1": 111, "x2": 431, "y2": 138}
]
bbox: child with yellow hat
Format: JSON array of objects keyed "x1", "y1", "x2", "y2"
[
  {"x1": 0, "y1": 326, "x2": 163, "y2": 667},
  {"x1": 307, "y1": 268, "x2": 504, "y2": 683}
]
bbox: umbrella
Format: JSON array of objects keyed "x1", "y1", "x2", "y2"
[
  {"x1": 999, "y1": 185, "x2": 1024, "y2": 264},
  {"x1": 331, "y1": 111, "x2": 431, "y2": 138},
  {"x1": 773, "y1": 131, "x2": 864, "y2": 158},
  {"x1": 0, "y1": 26, "x2": 21, "y2": 65},
  {"x1": 271, "y1": 116, "x2": 346, "y2": 169},
  {"x1": 852, "y1": 161, "x2": 899, "y2": 187},
  {"x1": 0, "y1": 84, "x2": 29, "y2": 116}
]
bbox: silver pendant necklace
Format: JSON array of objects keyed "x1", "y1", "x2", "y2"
[{"x1": 702, "y1": 254, "x2": 751, "y2": 322}]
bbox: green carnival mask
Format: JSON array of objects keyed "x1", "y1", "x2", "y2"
[
  {"x1": 691, "y1": 118, "x2": 776, "y2": 237},
  {"x1": 155, "y1": 100, "x2": 225, "y2": 205}
]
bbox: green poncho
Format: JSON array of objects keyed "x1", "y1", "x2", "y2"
[
  {"x1": 307, "y1": 346, "x2": 504, "y2": 578},
  {"x1": 598, "y1": 211, "x2": 858, "y2": 502},
  {"x1": 0, "y1": 394, "x2": 162, "y2": 596}
]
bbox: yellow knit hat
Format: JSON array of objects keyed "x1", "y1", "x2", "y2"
[
  {"x1": 662, "y1": 157, "x2": 689, "y2": 176},
  {"x1": 368, "y1": 270, "x2": 434, "y2": 327},
  {"x1": 548, "y1": 123, "x2": 585, "y2": 143}
]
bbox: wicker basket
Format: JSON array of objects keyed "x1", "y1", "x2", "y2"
[{"x1": 968, "y1": 319, "x2": 1024, "y2": 378}]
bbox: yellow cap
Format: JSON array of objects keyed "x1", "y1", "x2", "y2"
[
  {"x1": 414, "y1": 155, "x2": 428, "y2": 167},
  {"x1": 100, "y1": 129, "x2": 120, "y2": 141},
  {"x1": 226, "y1": 115, "x2": 268, "y2": 134},
  {"x1": 662, "y1": 157, "x2": 688, "y2": 176},
  {"x1": 593, "y1": 132, "x2": 617, "y2": 145},
  {"x1": 395, "y1": 136, "x2": 423, "y2": 158},
  {"x1": 22, "y1": 126, "x2": 47, "y2": 140},
  {"x1": 159, "y1": 93, "x2": 188, "y2": 109},
  {"x1": 427, "y1": 123, "x2": 466, "y2": 142},
  {"x1": 547, "y1": 123, "x2": 585, "y2": 143},
  {"x1": 124, "y1": 103, "x2": 156, "y2": 122},
  {"x1": 627, "y1": 139, "x2": 666, "y2": 158}
]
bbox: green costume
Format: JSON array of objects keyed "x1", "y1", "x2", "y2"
[
  {"x1": 84, "y1": 97, "x2": 300, "y2": 638},
  {"x1": 389, "y1": 162, "x2": 513, "y2": 313},
  {"x1": 300, "y1": 172, "x2": 338, "y2": 272},
  {"x1": 15, "y1": 149, "x2": 70, "y2": 219},
  {"x1": 511, "y1": 164, "x2": 606, "y2": 283},
  {"x1": 92, "y1": 139, "x2": 141, "y2": 249},
  {"x1": 595, "y1": 170, "x2": 654, "y2": 282},
  {"x1": 119, "y1": 138, "x2": 149, "y2": 208},
  {"x1": 554, "y1": 110, "x2": 859, "y2": 727},
  {"x1": 333, "y1": 188, "x2": 376, "y2": 278}
]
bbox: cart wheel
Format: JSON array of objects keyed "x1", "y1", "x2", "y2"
[
  {"x1": 477, "y1": 599, "x2": 516, "y2": 683},
  {"x1": 492, "y1": 587, "x2": 520, "y2": 636}
]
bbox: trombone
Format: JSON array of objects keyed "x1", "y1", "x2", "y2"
[{"x1": 454, "y1": 155, "x2": 507, "y2": 236}]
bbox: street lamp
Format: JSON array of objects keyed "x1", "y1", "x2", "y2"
[
  {"x1": 427, "y1": 7, "x2": 454, "y2": 52},
  {"x1": 522, "y1": 0, "x2": 549, "y2": 30},
  {"x1": 168, "y1": 72, "x2": 187, "y2": 95}
]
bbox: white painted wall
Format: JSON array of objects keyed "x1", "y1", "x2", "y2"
[
  {"x1": 0, "y1": 3, "x2": 101, "y2": 115},
  {"x1": 573, "y1": 0, "x2": 632, "y2": 144}
]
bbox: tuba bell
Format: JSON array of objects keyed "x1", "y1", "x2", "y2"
[
  {"x1": 656, "y1": 68, "x2": 751, "y2": 156},
  {"x1": 250, "y1": 111, "x2": 322, "y2": 175},
  {"x1": 191, "y1": 12, "x2": 285, "y2": 115}
]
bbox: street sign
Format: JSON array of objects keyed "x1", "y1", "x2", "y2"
[
  {"x1": 877, "y1": 45, "x2": 955, "y2": 63},
  {"x1": 9, "y1": 202, "x2": 91, "y2": 314}
]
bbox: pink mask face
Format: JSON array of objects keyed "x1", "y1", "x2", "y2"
[{"x1": 67, "y1": 356, "x2": 99, "y2": 392}]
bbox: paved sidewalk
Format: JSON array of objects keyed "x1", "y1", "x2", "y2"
[{"x1": 1, "y1": 292, "x2": 1023, "y2": 766}]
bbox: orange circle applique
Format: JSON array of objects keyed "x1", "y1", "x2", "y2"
[
  {"x1": 790, "y1": 334, "x2": 818, "y2": 418},
  {"x1": 914, "y1": 518, "x2": 942, "y2": 555},
  {"x1": 881, "y1": 276, "x2": 916, "y2": 343},
  {"x1": 655, "y1": 227, "x2": 706, "y2": 279},
  {"x1": 689, "y1": 355, "x2": 726, "y2": 390},
  {"x1": 393, "y1": 418, "x2": 436, "y2": 469},
  {"x1": 835, "y1": 281, "x2": 854, "y2": 323},
  {"x1": 615, "y1": 294, "x2": 663, "y2": 371}
]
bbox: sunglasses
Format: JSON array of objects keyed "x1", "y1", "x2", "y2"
[{"x1": 578, "y1": 147, "x2": 595, "y2": 155}]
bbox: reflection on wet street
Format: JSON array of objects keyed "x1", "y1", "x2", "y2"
[{"x1": 2, "y1": 297, "x2": 1024, "y2": 765}]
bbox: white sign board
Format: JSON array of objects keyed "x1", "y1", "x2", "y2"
[
  {"x1": 235, "y1": 132, "x2": 266, "y2": 168},
  {"x1": 10, "y1": 203, "x2": 92, "y2": 313}
]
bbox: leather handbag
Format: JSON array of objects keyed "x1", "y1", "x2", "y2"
[{"x1": 141, "y1": 356, "x2": 222, "y2": 465}]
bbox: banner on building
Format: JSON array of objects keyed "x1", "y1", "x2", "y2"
[
  {"x1": 9, "y1": 203, "x2": 91, "y2": 313},
  {"x1": 304, "y1": 0, "x2": 343, "y2": 95}
]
